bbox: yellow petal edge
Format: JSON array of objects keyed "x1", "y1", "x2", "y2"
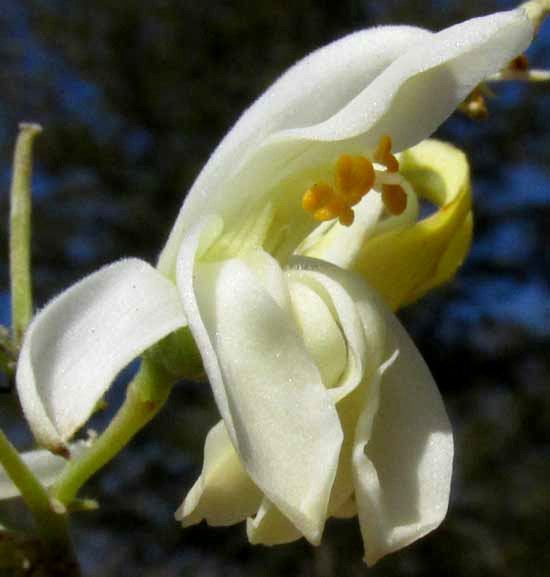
[{"x1": 354, "y1": 139, "x2": 472, "y2": 310}]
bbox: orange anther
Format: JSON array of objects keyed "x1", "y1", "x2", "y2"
[
  {"x1": 382, "y1": 184, "x2": 407, "y2": 216},
  {"x1": 462, "y1": 88, "x2": 488, "y2": 120},
  {"x1": 335, "y1": 154, "x2": 354, "y2": 191},
  {"x1": 384, "y1": 153, "x2": 399, "y2": 173},
  {"x1": 335, "y1": 154, "x2": 375, "y2": 199},
  {"x1": 313, "y1": 207, "x2": 336, "y2": 222},
  {"x1": 302, "y1": 144, "x2": 398, "y2": 227},
  {"x1": 374, "y1": 134, "x2": 399, "y2": 172},
  {"x1": 326, "y1": 196, "x2": 347, "y2": 216},
  {"x1": 374, "y1": 135, "x2": 392, "y2": 165},
  {"x1": 302, "y1": 182, "x2": 332, "y2": 212},
  {"x1": 338, "y1": 206, "x2": 355, "y2": 226},
  {"x1": 508, "y1": 54, "x2": 529, "y2": 71}
]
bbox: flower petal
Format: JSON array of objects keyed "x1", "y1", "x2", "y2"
[
  {"x1": 0, "y1": 442, "x2": 88, "y2": 500},
  {"x1": 295, "y1": 191, "x2": 387, "y2": 268},
  {"x1": 278, "y1": 9, "x2": 531, "y2": 150},
  {"x1": 287, "y1": 258, "x2": 386, "y2": 404},
  {"x1": 253, "y1": 9, "x2": 530, "y2": 191},
  {"x1": 161, "y1": 10, "x2": 530, "y2": 279},
  {"x1": 352, "y1": 301, "x2": 453, "y2": 565},
  {"x1": 286, "y1": 278, "x2": 347, "y2": 389},
  {"x1": 176, "y1": 219, "x2": 343, "y2": 543},
  {"x1": 16, "y1": 259, "x2": 186, "y2": 452},
  {"x1": 175, "y1": 420, "x2": 262, "y2": 527},
  {"x1": 287, "y1": 259, "x2": 387, "y2": 514},
  {"x1": 247, "y1": 498, "x2": 302, "y2": 546},
  {"x1": 158, "y1": 25, "x2": 433, "y2": 276},
  {"x1": 354, "y1": 139, "x2": 472, "y2": 309}
]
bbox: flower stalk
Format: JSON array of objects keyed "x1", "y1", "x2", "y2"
[
  {"x1": 0, "y1": 430, "x2": 80, "y2": 574},
  {"x1": 52, "y1": 357, "x2": 176, "y2": 506},
  {"x1": 10, "y1": 123, "x2": 41, "y2": 349}
]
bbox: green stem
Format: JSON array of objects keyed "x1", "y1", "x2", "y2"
[
  {"x1": 53, "y1": 358, "x2": 175, "y2": 505},
  {"x1": 9, "y1": 123, "x2": 42, "y2": 349},
  {"x1": 0, "y1": 430, "x2": 79, "y2": 572}
]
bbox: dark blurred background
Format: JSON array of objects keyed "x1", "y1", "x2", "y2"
[{"x1": 0, "y1": 1, "x2": 549, "y2": 576}]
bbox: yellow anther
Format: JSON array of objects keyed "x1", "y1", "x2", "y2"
[
  {"x1": 374, "y1": 134, "x2": 399, "y2": 172},
  {"x1": 335, "y1": 154, "x2": 375, "y2": 201},
  {"x1": 313, "y1": 206, "x2": 336, "y2": 222},
  {"x1": 384, "y1": 153, "x2": 400, "y2": 173},
  {"x1": 302, "y1": 155, "x2": 375, "y2": 227},
  {"x1": 382, "y1": 184, "x2": 407, "y2": 216},
  {"x1": 302, "y1": 142, "x2": 403, "y2": 227},
  {"x1": 459, "y1": 88, "x2": 488, "y2": 120},
  {"x1": 374, "y1": 135, "x2": 392, "y2": 163},
  {"x1": 338, "y1": 206, "x2": 355, "y2": 226},
  {"x1": 302, "y1": 182, "x2": 332, "y2": 212},
  {"x1": 303, "y1": 183, "x2": 342, "y2": 223},
  {"x1": 508, "y1": 54, "x2": 529, "y2": 71}
]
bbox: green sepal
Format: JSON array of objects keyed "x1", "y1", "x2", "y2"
[{"x1": 145, "y1": 326, "x2": 204, "y2": 382}]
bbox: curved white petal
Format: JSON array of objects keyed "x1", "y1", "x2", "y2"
[
  {"x1": 296, "y1": 192, "x2": 386, "y2": 269},
  {"x1": 288, "y1": 259, "x2": 387, "y2": 514},
  {"x1": 176, "y1": 420, "x2": 262, "y2": 527},
  {"x1": 159, "y1": 10, "x2": 531, "y2": 280},
  {"x1": 352, "y1": 303, "x2": 453, "y2": 565},
  {"x1": 176, "y1": 219, "x2": 343, "y2": 543},
  {"x1": 158, "y1": 25, "x2": 433, "y2": 276},
  {"x1": 287, "y1": 257, "x2": 386, "y2": 404},
  {"x1": 286, "y1": 279, "x2": 347, "y2": 390},
  {"x1": 278, "y1": 9, "x2": 531, "y2": 150},
  {"x1": 230, "y1": 10, "x2": 531, "y2": 210},
  {"x1": 16, "y1": 259, "x2": 186, "y2": 452},
  {"x1": 247, "y1": 498, "x2": 302, "y2": 546},
  {"x1": 0, "y1": 442, "x2": 88, "y2": 500}
]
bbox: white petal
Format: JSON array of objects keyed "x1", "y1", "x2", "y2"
[
  {"x1": 296, "y1": 192, "x2": 386, "y2": 268},
  {"x1": 278, "y1": 9, "x2": 532, "y2": 150},
  {"x1": 160, "y1": 10, "x2": 531, "y2": 278},
  {"x1": 286, "y1": 279, "x2": 347, "y2": 389},
  {"x1": 176, "y1": 420, "x2": 262, "y2": 527},
  {"x1": 333, "y1": 495, "x2": 357, "y2": 519},
  {"x1": 234, "y1": 10, "x2": 532, "y2": 206},
  {"x1": 287, "y1": 259, "x2": 387, "y2": 514},
  {"x1": 0, "y1": 442, "x2": 88, "y2": 500},
  {"x1": 247, "y1": 498, "x2": 302, "y2": 546},
  {"x1": 16, "y1": 259, "x2": 186, "y2": 452},
  {"x1": 176, "y1": 219, "x2": 343, "y2": 543},
  {"x1": 287, "y1": 257, "x2": 386, "y2": 404},
  {"x1": 353, "y1": 305, "x2": 453, "y2": 565},
  {"x1": 158, "y1": 25, "x2": 432, "y2": 276}
]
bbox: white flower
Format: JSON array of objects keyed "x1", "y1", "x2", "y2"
[
  {"x1": 174, "y1": 220, "x2": 453, "y2": 564},
  {"x1": 13, "y1": 5, "x2": 533, "y2": 561}
]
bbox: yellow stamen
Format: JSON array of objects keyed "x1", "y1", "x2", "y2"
[
  {"x1": 508, "y1": 54, "x2": 529, "y2": 71},
  {"x1": 302, "y1": 182, "x2": 332, "y2": 212},
  {"x1": 302, "y1": 155, "x2": 374, "y2": 227},
  {"x1": 382, "y1": 184, "x2": 407, "y2": 216},
  {"x1": 338, "y1": 206, "x2": 355, "y2": 226},
  {"x1": 301, "y1": 135, "x2": 407, "y2": 226},
  {"x1": 459, "y1": 88, "x2": 488, "y2": 120},
  {"x1": 335, "y1": 154, "x2": 375, "y2": 201},
  {"x1": 374, "y1": 134, "x2": 399, "y2": 172}
]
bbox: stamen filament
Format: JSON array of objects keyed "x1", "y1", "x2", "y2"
[
  {"x1": 374, "y1": 170, "x2": 402, "y2": 185},
  {"x1": 487, "y1": 69, "x2": 550, "y2": 82}
]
